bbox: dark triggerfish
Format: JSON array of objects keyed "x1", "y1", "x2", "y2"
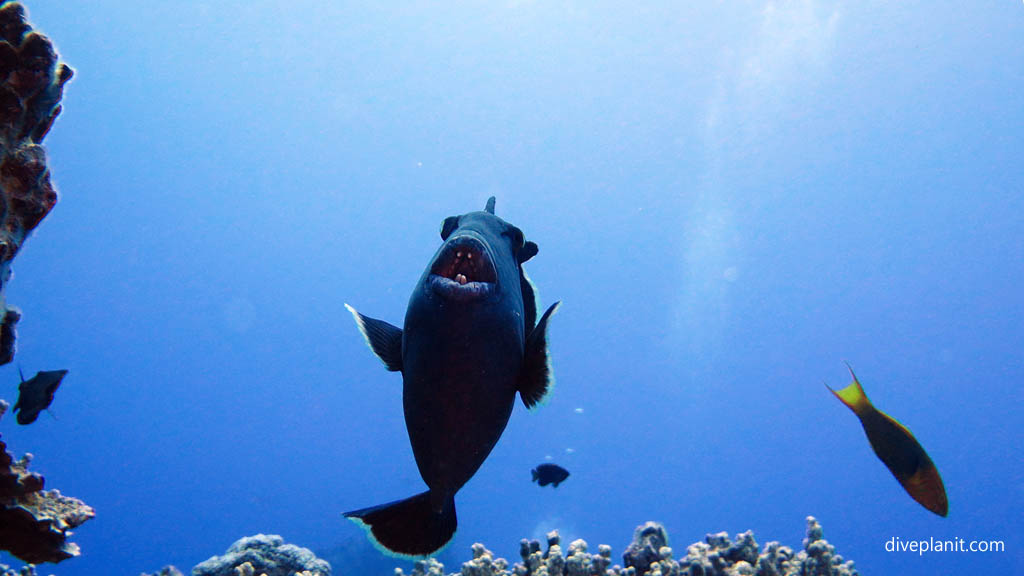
[
  {"x1": 827, "y1": 364, "x2": 948, "y2": 516},
  {"x1": 532, "y1": 463, "x2": 570, "y2": 488},
  {"x1": 12, "y1": 368, "x2": 68, "y2": 425},
  {"x1": 344, "y1": 197, "x2": 560, "y2": 557}
]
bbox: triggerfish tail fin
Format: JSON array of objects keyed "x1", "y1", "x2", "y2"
[
  {"x1": 531, "y1": 468, "x2": 539, "y2": 482},
  {"x1": 345, "y1": 304, "x2": 403, "y2": 372},
  {"x1": 344, "y1": 491, "x2": 457, "y2": 558},
  {"x1": 826, "y1": 363, "x2": 873, "y2": 416},
  {"x1": 519, "y1": 301, "x2": 561, "y2": 410}
]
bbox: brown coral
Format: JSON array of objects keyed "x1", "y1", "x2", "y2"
[
  {"x1": 0, "y1": 401, "x2": 95, "y2": 564},
  {"x1": 0, "y1": 3, "x2": 85, "y2": 566},
  {"x1": 0, "y1": 0, "x2": 72, "y2": 366}
]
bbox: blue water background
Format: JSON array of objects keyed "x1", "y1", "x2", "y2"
[{"x1": 2, "y1": 2, "x2": 1021, "y2": 574}]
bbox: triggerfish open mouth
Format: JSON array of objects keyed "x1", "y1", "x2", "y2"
[
  {"x1": 428, "y1": 234, "x2": 497, "y2": 300},
  {"x1": 343, "y1": 196, "x2": 560, "y2": 557}
]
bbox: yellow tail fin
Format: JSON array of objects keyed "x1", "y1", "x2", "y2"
[{"x1": 826, "y1": 363, "x2": 873, "y2": 415}]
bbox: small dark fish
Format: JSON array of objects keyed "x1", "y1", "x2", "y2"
[
  {"x1": 532, "y1": 463, "x2": 570, "y2": 488},
  {"x1": 827, "y1": 364, "x2": 948, "y2": 517},
  {"x1": 344, "y1": 197, "x2": 559, "y2": 557},
  {"x1": 12, "y1": 368, "x2": 68, "y2": 425}
]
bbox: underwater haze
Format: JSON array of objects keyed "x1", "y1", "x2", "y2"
[{"x1": 3, "y1": 0, "x2": 1022, "y2": 574}]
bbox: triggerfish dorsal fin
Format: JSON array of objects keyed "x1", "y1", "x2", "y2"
[
  {"x1": 519, "y1": 301, "x2": 561, "y2": 410},
  {"x1": 826, "y1": 363, "x2": 873, "y2": 416},
  {"x1": 484, "y1": 196, "x2": 496, "y2": 214},
  {"x1": 345, "y1": 304, "x2": 404, "y2": 372}
]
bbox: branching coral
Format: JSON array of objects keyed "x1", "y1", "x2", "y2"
[
  {"x1": 0, "y1": 0, "x2": 72, "y2": 366},
  {"x1": 394, "y1": 517, "x2": 857, "y2": 576}
]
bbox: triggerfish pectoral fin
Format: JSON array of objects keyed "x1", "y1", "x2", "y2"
[
  {"x1": 345, "y1": 304, "x2": 403, "y2": 372},
  {"x1": 827, "y1": 364, "x2": 948, "y2": 517},
  {"x1": 518, "y1": 301, "x2": 561, "y2": 410},
  {"x1": 343, "y1": 491, "x2": 457, "y2": 558}
]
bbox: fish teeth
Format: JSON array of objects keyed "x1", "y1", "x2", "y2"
[{"x1": 456, "y1": 273, "x2": 468, "y2": 285}]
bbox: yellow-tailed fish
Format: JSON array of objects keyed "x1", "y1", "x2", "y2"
[{"x1": 827, "y1": 364, "x2": 948, "y2": 517}]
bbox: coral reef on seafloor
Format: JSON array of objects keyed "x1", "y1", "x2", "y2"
[
  {"x1": 140, "y1": 568, "x2": 185, "y2": 576},
  {"x1": 395, "y1": 517, "x2": 857, "y2": 576},
  {"x1": 0, "y1": 563, "x2": 52, "y2": 576},
  {"x1": 191, "y1": 534, "x2": 332, "y2": 576},
  {"x1": 0, "y1": 563, "x2": 55, "y2": 576},
  {"x1": 0, "y1": 400, "x2": 95, "y2": 565},
  {"x1": 0, "y1": 0, "x2": 73, "y2": 366},
  {"x1": 142, "y1": 563, "x2": 326, "y2": 576}
]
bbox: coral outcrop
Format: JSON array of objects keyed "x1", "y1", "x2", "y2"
[
  {"x1": 621, "y1": 522, "x2": 669, "y2": 574},
  {"x1": 191, "y1": 534, "x2": 331, "y2": 576},
  {"x1": 395, "y1": 517, "x2": 857, "y2": 576},
  {"x1": 140, "y1": 568, "x2": 185, "y2": 576},
  {"x1": 0, "y1": 0, "x2": 72, "y2": 366},
  {"x1": 0, "y1": 563, "x2": 54, "y2": 576},
  {"x1": 0, "y1": 400, "x2": 95, "y2": 564},
  {"x1": 0, "y1": 2, "x2": 88, "y2": 567}
]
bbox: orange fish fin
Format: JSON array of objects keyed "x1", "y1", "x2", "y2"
[{"x1": 826, "y1": 363, "x2": 873, "y2": 415}]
